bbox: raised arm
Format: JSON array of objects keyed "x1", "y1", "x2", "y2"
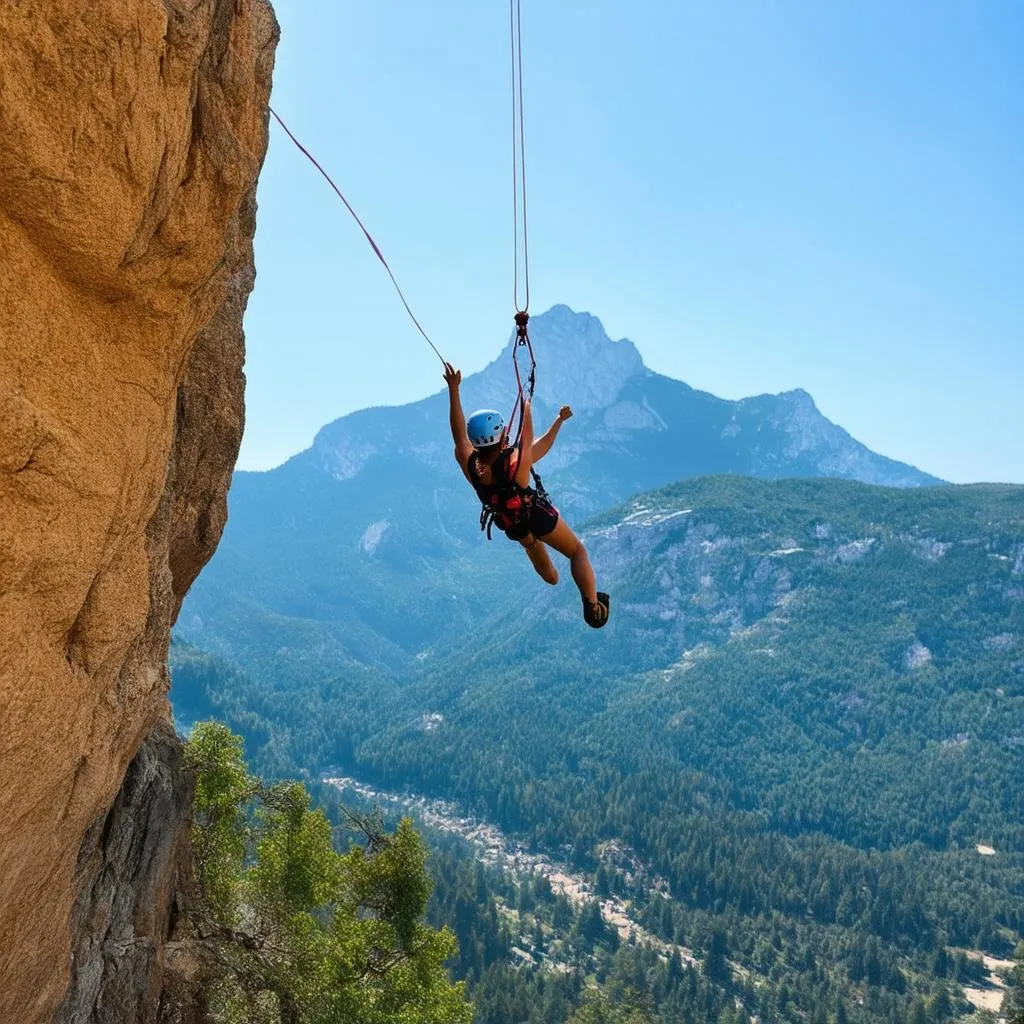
[
  {"x1": 532, "y1": 405, "x2": 573, "y2": 462},
  {"x1": 444, "y1": 363, "x2": 474, "y2": 475},
  {"x1": 514, "y1": 399, "x2": 534, "y2": 489}
]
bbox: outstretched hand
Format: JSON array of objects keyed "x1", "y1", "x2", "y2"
[
  {"x1": 558, "y1": 405, "x2": 574, "y2": 421},
  {"x1": 443, "y1": 362, "x2": 462, "y2": 388}
]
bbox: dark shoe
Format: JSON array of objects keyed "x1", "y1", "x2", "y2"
[{"x1": 583, "y1": 592, "x2": 610, "y2": 629}]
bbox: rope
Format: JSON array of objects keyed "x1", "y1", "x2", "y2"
[
  {"x1": 510, "y1": 0, "x2": 530, "y2": 314},
  {"x1": 506, "y1": 0, "x2": 536, "y2": 450},
  {"x1": 268, "y1": 107, "x2": 447, "y2": 366}
]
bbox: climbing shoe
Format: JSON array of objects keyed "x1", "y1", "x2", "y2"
[{"x1": 583, "y1": 592, "x2": 610, "y2": 629}]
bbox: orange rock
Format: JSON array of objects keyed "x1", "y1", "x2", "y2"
[{"x1": 0, "y1": 2, "x2": 277, "y2": 1020}]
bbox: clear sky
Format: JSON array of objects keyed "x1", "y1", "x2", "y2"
[{"x1": 239, "y1": 1, "x2": 1023, "y2": 483}]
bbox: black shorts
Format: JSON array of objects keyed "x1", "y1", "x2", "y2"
[{"x1": 505, "y1": 495, "x2": 559, "y2": 542}]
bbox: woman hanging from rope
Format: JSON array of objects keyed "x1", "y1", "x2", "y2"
[{"x1": 443, "y1": 362, "x2": 610, "y2": 628}]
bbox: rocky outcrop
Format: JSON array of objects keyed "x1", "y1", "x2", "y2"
[
  {"x1": 54, "y1": 720, "x2": 195, "y2": 1024},
  {"x1": 734, "y1": 388, "x2": 943, "y2": 488},
  {"x1": 489, "y1": 304, "x2": 646, "y2": 413},
  {"x1": 0, "y1": 2, "x2": 277, "y2": 1021}
]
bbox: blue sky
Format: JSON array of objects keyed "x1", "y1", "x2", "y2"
[{"x1": 240, "y1": 1, "x2": 1023, "y2": 483}]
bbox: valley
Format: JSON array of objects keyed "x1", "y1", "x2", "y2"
[
  {"x1": 325, "y1": 773, "x2": 691, "y2": 960},
  {"x1": 170, "y1": 310, "x2": 1024, "y2": 1022}
]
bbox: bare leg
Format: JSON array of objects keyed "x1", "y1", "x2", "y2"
[
  {"x1": 539, "y1": 519, "x2": 598, "y2": 605},
  {"x1": 519, "y1": 533, "x2": 559, "y2": 585}
]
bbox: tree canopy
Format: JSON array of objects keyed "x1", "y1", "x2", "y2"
[{"x1": 184, "y1": 722, "x2": 472, "y2": 1024}]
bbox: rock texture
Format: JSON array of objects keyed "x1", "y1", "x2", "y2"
[
  {"x1": 0, "y1": 2, "x2": 277, "y2": 1021},
  {"x1": 54, "y1": 720, "x2": 195, "y2": 1024}
]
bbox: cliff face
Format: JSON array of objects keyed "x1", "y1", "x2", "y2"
[
  {"x1": 55, "y1": 720, "x2": 197, "y2": 1024},
  {"x1": 0, "y1": 2, "x2": 277, "y2": 1021}
]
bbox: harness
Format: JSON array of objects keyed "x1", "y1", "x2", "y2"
[{"x1": 468, "y1": 448, "x2": 550, "y2": 540}]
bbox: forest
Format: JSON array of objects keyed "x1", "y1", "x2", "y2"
[{"x1": 172, "y1": 478, "x2": 1024, "y2": 1021}]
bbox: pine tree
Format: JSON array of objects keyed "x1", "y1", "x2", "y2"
[
  {"x1": 185, "y1": 721, "x2": 472, "y2": 1024},
  {"x1": 927, "y1": 985, "x2": 953, "y2": 1022},
  {"x1": 1006, "y1": 941, "x2": 1024, "y2": 1024},
  {"x1": 703, "y1": 928, "x2": 731, "y2": 986}
]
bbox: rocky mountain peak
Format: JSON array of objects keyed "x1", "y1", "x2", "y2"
[
  {"x1": 465, "y1": 304, "x2": 646, "y2": 414},
  {"x1": 304, "y1": 305, "x2": 939, "y2": 492},
  {"x1": 779, "y1": 387, "x2": 817, "y2": 408}
]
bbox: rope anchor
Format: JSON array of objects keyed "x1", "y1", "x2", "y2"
[
  {"x1": 507, "y1": 308, "x2": 536, "y2": 448},
  {"x1": 514, "y1": 311, "x2": 530, "y2": 344}
]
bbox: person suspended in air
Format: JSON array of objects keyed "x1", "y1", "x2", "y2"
[{"x1": 443, "y1": 362, "x2": 610, "y2": 628}]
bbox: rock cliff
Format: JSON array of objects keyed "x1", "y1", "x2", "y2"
[{"x1": 0, "y1": 2, "x2": 277, "y2": 1021}]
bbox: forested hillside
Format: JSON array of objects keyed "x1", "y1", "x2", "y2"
[{"x1": 173, "y1": 476, "x2": 1024, "y2": 1022}]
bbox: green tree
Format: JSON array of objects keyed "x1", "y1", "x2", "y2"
[
  {"x1": 1005, "y1": 941, "x2": 1024, "y2": 1024},
  {"x1": 703, "y1": 927, "x2": 731, "y2": 987},
  {"x1": 927, "y1": 985, "x2": 953, "y2": 1022},
  {"x1": 575, "y1": 900, "x2": 613, "y2": 948},
  {"x1": 185, "y1": 721, "x2": 472, "y2": 1024},
  {"x1": 567, "y1": 990, "x2": 653, "y2": 1024}
]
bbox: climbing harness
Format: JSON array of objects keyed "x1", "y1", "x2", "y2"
[
  {"x1": 267, "y1": 107, "x2": 447, "y2": 367},
  {"x1": 478, "y1": 468, "x2": 552, "y2": 541},
  {"x1": 469, "y1": 448, "x2": 553, "y2": 541},
  {"x1": 471, "y1": 447, "x2": 528, "y2": 540}
]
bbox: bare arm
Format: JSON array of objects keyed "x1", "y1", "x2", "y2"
[
  {"x1": 514, "y1": 400, "x2": 534, "y2": 489},
  {"x1": 532, "y1": 405, "x2": 573, "y2": 462},
  {"x1": 444, "y1": 363, "x2": 474, "y2": 478}
]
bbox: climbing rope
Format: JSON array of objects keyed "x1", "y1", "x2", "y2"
[
  {"x1": 267, "y1": 107, "x2": 447, "y2": 366},
  {"x1": 506, "y1": 0, "x2": 537, "y2": 451},
  {"x1": 269, "y1": 5, "x2": 541, "y2": 447},
  {"x1": 510, "y1": 0, "x2": 530, "y2": 316}
]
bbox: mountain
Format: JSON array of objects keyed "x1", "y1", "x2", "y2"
[
  {"x1": 303, "y1": 304, "x2": 939, "y2": 507},
  {"x1": 365, "y1": 477, "x2": 1024, "y2": 851},
  {"x1": 173, "y1": 476, "x2": 1024, "y2": 1023},
  {"x1": 176, "y1": 304, "x2": 941, "y2": 673},
  {"x1": 189, "y1": 475, "x2": 1024, "y2": 862}
]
